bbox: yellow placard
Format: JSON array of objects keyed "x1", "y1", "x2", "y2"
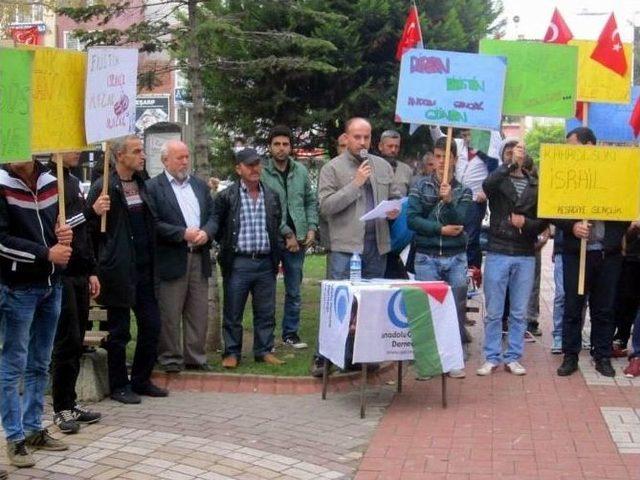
[
  {"x1": 538, "y1": 144, "x2": 640, "y2": 221},
  {"x1": 30, "y1": 47, "x2": 88, "y2": 153},
  {"x1": 570, "y1": 39, "x2": 633, "y2": 104}
]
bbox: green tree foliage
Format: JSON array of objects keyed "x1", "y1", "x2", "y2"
[
  {"x1": 524, "y1": 122, "x2": 566, "y2": 163},
  {"x1": 199, "y1": 0, "x2": 502, "y2": 169}
]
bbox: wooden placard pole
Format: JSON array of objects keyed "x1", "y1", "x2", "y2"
[
  {"x1": 577, "y1": 103, "x2": 590, "y2": 295},
  {"x1": 55, "y1": 153, "x2": 65, "y2": 225},
  {"x1": 100, "y1": 143, "x2": 110, "y2": 233},
  {"x1": 443, "y1": 127, "x2": 453, "y2": 184}
]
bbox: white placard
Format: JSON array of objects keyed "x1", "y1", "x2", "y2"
[
  {"x1": 318, "y1": 281, "x2": 353, "y2": 369},
  {"x1": 85, "y1": 47, "x2": 138, "y2": 143}
]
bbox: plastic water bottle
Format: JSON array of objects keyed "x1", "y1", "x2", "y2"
[{"x1": 349, "y1": 253, "x2": 362, "y2": 282}]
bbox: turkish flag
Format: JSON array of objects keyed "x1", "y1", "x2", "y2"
[
  {"x1": 629, "y1": 97, "x2": 640, "y2": 137},
  {"x1": 591, "y1": 13, "x2": 627, "y2": 76},
  {"x1": 575, "y1": 101, "x2": 585, "y2": 122},
  {"x1": 396, "y1": 5, "x2": 423, "y2": 61},
  {"x1": 543, "y1": 8, "x2": 573, "y2": 44},
  {"x1": 10, "y1": 25, "x2": 40, "y2": 45}
]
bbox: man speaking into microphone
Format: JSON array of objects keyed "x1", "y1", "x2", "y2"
[{"x1": 312, "y1": 117, "x2": 402, "y2": 375}]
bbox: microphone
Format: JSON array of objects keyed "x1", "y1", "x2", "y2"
[{"x1": 359, "y1": 149, "x2": 369, "y2": 162}]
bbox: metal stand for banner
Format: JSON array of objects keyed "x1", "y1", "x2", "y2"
[{"x1": 321, "y1": 360, "x2": 448, "y2": 418}]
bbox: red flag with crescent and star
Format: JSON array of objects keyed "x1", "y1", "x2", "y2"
[
  {"x1": 395, "y1": 4, "x2": 423, "y2": 61},
  {"x1": 10, "y1": 25, "x2": 41, "y2": 45},
  {"x1": 543, "y1": 8, "x2": 573, "y2": 44},
  {"x1": 591, "y1": 13, "x2": 627, "y2": 76}
]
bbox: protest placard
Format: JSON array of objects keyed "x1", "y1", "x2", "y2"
[
  {"x1": 538, "y1": 144, "x2": 640, "y2": 221},
  {"x1": 30, "y1": 47, "x2": 87, "y2": 153},
  {"x1": 0, "y1": 48, "x2": 33, "y2": 163},
  {"x1": 395, "y1": 48, "x2": 506, "y2": 130},
  {"x1": 570, "y1": 39, "x2": 633, "y2": 104},
  {"x1": 85, "y1": 47, "x2": 138, "y2": 144},
  {"x1": 566, "y1": 86, "x2": 640, "y2": 143},
  {"x1": 478, "y1": 40, "x2": 578, "y2": 118}
]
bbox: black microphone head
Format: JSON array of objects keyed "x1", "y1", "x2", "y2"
[{"x1": 359, "y1": 149, "x2": 369, "y2": 160}]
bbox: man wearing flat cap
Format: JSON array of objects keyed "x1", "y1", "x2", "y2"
[{"x1": 211, "y1": 148, "x2": 285, "y2": 368}]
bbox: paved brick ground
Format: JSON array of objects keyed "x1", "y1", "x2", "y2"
[
  {"x1": 0, "y1": 389, "x2": 394, "y2": 479},
  {"x1": 355, "y1": 243, "x2": 640, "y2": 480}
]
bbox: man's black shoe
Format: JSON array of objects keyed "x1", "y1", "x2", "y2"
[
  {"x1": 110, "y1": 386, "x2": 141, "y2": 404},
  {"x1": 73, "y1": 404, "x2": 102, "y2": 424},
  {"x1": 133, "y1": 382, "x2": 169, "y2": 397},
  {"x1": 557, "y1": 355, "x2": 579, "y2": 376},
  {"x1": 595, "y1": 357, "x2": 616, "y2": 377},
  {"x1": 185, "y1": 363, "x2": 213, "y2": 372}
]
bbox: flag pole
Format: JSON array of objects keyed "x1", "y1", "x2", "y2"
[
  {"x1": 443, "y1": 127, "x2": 453, "y2": 185},
  {"x1": 577, "y1": 103, "x2": 589, "y2": 295},
  {"x1": 100, "y1": 142, "x2": 111, "y2": 233},
  {"x1": 56, "y1": 153, "x2": 65, "y2": 226}
]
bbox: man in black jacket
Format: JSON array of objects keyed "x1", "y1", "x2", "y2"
[
  {"x1": 477, "y1": 142, "x2": 548, "y2": 377},
  {"x1": 213, "y1": 148, "x2": 285, "y2": 368},
  {"x1": 146, "y1": 140, "x2": 216, "y2": 372},
  {"x1": 556, "y1": 128, "x2": 627, "y2": 378},
  {"x1": 0, "y1": 159, "x2": 73, "y2": 468},
  {"x1": 87, "y1": 135, "x2": 167, "y2": 403},
  {"x1": 49, "y1": 153, "x2": 110, "y2": 434}
]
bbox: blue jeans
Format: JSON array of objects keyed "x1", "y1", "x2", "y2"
[
  {"x1": 223, "y1": 256, "x2": 276, "y2": 359},
  {"x1": 414, "y1": 252, "x2": 470, "y2": 344},
  {"x1": 0, "y1": 284, "x2": 62, "y2": 442},
  {"x1": 552, "y1": 253, "x2": 564, "y2": 342},
  {"x1": 280, "y1": 248, "x2": 305, "y2": 339},
  {"x1": 483, "y1": 253, "x2": 535, "y2": 364},
  {"x1": 464, "y1": 201, "x2": 487, "y2": 269}
]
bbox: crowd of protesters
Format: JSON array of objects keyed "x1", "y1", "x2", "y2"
[{"x1": 0, "y1": 119, "x2": 638, "y2": 473}]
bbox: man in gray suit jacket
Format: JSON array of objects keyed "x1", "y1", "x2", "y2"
[{"x1": 146, "y1": 140, "x2": 216, "y2": 372}]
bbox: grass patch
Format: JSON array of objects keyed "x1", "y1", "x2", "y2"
[{"x1": 126, "y1": 254, "x2": 326, "y2": 376}]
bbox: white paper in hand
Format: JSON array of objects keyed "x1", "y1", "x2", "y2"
[{"x1": 359, "y1": 198, "x2": 406, "y2": 221}]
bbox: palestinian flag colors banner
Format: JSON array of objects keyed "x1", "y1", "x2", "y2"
[{"x1": 353, "y1": 283, "x2": 463, "y2": 377}]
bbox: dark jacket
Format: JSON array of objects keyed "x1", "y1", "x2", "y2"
[
  {"x1": 87, "y1": 171, "x2": 155, "y2": 308},
  {"x1": 483, "y1": 163, "x2": 548, "y2": 256},
  {"x1": 145, "y1": 172, "x2": 216, "y2": 281},
  {"x1": 0, "y1": 162, "x2": 60, "y2": 287},
  {"x1": 47, "y1": 161, "x2": 97, "y2": 277},
  {"x1": 626, "y1": 227, "x2": 640, "y2": 260},
  {"x1": 407, "y1": 173, "x2": 472, "y2": 256},
  {"x1": 212, "y1": 180, "x2": 282, "y2": 277},
  {"x1": 555, "y1": 219, "x2": 628, "y2": 256}
]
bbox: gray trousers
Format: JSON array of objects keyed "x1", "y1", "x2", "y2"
[{"x1": 157, "y1": 252, "x2": 209, "y2": 367}]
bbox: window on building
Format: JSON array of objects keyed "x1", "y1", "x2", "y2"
[{"x1": 63, "y1": 31, "x2": 87, "y2": 51}]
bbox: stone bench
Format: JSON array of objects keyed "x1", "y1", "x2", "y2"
[{"x1": 77, "y1": 306, "x2": 109, "y2": 403}]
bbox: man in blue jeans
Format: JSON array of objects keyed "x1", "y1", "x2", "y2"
[
  {"x1": 478, "y1": 142, "x2": 548, "y2": 376},
  {"x1": 408, "y1": 137, "x2": 472, "y2": 378},
  {"x1": 261, "y1": 126, "x2": 318, "y2": 349},
  {"x1": 0, "y1": 159, "x2": 74, "y2": 468},
  {"x1": 214, "y1": 148, "x2": 286, "y2": 369}
]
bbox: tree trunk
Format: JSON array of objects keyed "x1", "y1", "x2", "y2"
[{"x1": 188, "y1": 0, "x2": 209, "y2": 179}]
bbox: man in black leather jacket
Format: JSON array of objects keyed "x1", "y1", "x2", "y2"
[
  {"x1": 212, "y1": 148, "x2": 285, "y2": 369},
  {"x1": 477, "y1": 142, "x2": 548, "y2": 377}
]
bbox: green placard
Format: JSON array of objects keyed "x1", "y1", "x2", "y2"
[
  {"x1": 471, "y1": 129, "x2": 490, "y2": 153},
  {"x1": 479, "y1": 39, "x2": 578, "y2": 118},
  {"x1": 0, "y1": 48, "x2": 33, "y2": 163}
]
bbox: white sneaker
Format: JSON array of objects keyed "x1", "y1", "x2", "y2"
[
  {"x1": 476, "y1": 362, "x2": 498, "y2": 376},
  {"x1": 505, "y1": 361, "x2": 526, "y2": 375},
  {"x1": 448, "y1": 369, "x2": 466, "y2": 379}
]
